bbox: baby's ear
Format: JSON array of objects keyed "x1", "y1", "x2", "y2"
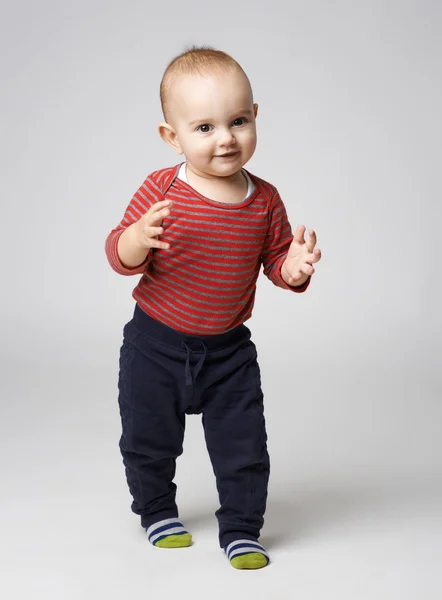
[
  {"x1": 253, "y1": 103, "x2": 259, "y2": 118},
  {"x1": 158, "y1": 122, "x2": 183, "y2": 155}
]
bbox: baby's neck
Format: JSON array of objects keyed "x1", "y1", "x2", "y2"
[{"x1": 185, "y1": 165, "x2": 248, "y2": 204}]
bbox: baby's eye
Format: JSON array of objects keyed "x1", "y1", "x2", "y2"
[
  {"x1": 197, "y1": 124, "x2": 212, "y2": 133},
  {"x1": 233, "y1": 117, "x2": 247, "y2": 126}
]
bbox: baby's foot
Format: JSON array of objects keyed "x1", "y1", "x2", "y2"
[
  {"x1": 224, "y1": 539, "x2": 269, "y2": 569},
  {"x1": 146, "y1": 518, "x2": 192, "y2": 548}
]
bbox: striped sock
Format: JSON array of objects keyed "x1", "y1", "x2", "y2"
[
  {"x1": 145, "y1": 518, "x2": 192, "y2": 548},
  {"x1": 224, "y1": 539, "x2": 270, "y2": 569}
]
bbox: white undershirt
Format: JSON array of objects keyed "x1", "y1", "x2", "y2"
[{"x1": 177, "y1": 162, "x2": 256, "y2": 201}]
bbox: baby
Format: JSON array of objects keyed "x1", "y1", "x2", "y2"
[{"x1": 105, "y1": 46, "x2": 321, "y2": 570}]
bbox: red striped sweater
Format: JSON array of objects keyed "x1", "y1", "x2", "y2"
[{"x1": 105, "y1": 163, "x2": 310, "y2": 335}]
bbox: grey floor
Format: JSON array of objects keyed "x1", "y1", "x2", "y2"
[{"x1": 1, "y1": 357, "x2": 441, "y2": 600}]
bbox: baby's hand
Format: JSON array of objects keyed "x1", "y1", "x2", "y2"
[
  {"x1": 282, "y1": 226, "x2": 322, "y2": 285},
  {"x1": 134, "y1": 200, "x2": 173, "y2": 250}
]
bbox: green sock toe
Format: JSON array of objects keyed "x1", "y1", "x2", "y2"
[
  {"x1": 230, "y1": 552, "x2": 268, "y2": 569},
  {"x1": 154, "y1": 533, "x2": 192, "y2": 548}
]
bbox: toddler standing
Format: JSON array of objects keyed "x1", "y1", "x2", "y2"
[{"x1": 105, "y1": 46, "x2": 321, "y2": 569}]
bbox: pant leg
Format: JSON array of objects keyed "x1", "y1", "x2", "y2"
[
  {"x1": 117, "y1": 319, "x2": 186, "y2": 529},
  {"x1": 200, "y1": 339, "x2": 270, "y2": 548}
]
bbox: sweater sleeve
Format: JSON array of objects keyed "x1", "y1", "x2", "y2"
[
  {"x1": 260, "y1": 189, "x2": 311, "y2": 293},
  {"x1": 105, "y1": 175, "x2": 163, "y2": 276}
]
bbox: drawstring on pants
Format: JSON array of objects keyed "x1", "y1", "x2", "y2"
[{"x1": 181, "y1": 341, "x2": 208, "y2": 386}]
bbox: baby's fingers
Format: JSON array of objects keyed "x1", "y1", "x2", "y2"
[
  {"x1": 306, "y1": 229, "x2": 317, "y2": 253},
  {"x1": 149, "y1": 238, "x2": 170, "y2": 250},
  {"x1": 146, "y1": 226, "x2": 164, "y2": 237},
  {"x1": 150, "y1": 199, "x2": 172, "y2": 213},
  {"x1": 148, "y1": 208, "x2": 170, "y2": 226},
  {"x1": 145, "y1": 225, "x2": 170, "y2": 249},
  {"x1": 301, "y1": 263, "x2": 315, "y2": 276},
  {"x1": 293, "y1": 225, "x2": 307, "y2": 245},
  {"x1": 306, "y1": 249, "x2": 322, "y2": 264}
]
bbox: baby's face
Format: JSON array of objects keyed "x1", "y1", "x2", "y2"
[{"x1": 165, "y1": 68, "x2": 258, "y2": 178}]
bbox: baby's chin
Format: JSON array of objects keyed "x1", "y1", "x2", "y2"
[
  {"x1": 208, "y1": 165, "x2": 245, "y2": 178},
  {"x1": 187, "y1": 157, "x2": 247, "y2": 178},
  {"x1": 209, "y1": 155, "x2": 246, "y2": 174}
]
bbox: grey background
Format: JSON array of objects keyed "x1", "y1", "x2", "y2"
[{"x1": 1, "y1": 0, "x2": 441, "y2": 598}]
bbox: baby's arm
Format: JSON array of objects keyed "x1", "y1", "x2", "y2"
[
  {"x1": 260, "y1": 190, "x2": 311, "y2": 293},
  {"x1": 105, "y1": 176, "x2": 171, "y2": 275},
  {"x1": 117, "y1": 200, "x2": 172, "y2": 268},
  {"x1": 117, "y1": 223, "x2": 150, "y2": 269}
]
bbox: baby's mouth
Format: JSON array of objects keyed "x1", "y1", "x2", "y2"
[{"x1": 215, "y1": 151, "x2": 239, "y2": 158}]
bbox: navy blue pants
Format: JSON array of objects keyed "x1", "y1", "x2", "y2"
[{"x1": 117, "y1": 304, "x2": 270, "y2": 548}]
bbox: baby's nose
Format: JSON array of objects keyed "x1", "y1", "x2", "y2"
[{"x1": 218, "y1": 129, "x2": 235, "y2": 145}]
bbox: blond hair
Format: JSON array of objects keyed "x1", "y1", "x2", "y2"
[{"x1": 160, "y1": 45, "x2": 249, "y2": 122}]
